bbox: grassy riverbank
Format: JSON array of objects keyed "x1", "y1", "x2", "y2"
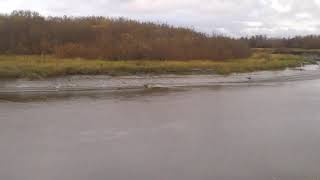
[{"x1": 0, "y1": 53, "x2": 313, "y2": 79}]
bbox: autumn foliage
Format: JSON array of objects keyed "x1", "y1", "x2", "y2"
[
  {"x1": 0, "y1": 10, "x2": 251, "y2": 60},
  {"x1": 243, "y1": 35, "x2": 320, "y2": 49}
]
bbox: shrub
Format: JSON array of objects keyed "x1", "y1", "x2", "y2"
[{"x1": 0, "y1": 10, "x2": 251, "y2": 60}]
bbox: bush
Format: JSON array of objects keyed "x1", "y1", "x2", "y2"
[{"x1": 0, "y1": 10, "x2": 251, "y2": 60}]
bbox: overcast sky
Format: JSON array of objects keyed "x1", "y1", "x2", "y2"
[{"x1": 1, "y1": 0, "x2": 319, "y2": 37}]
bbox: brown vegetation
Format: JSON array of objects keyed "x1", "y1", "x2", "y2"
[
  {"x1": 243, "y1": 35, "x2": 320, "y2": 49},
  {"x1": 0, "y1": 10, "x2": 251, "y2": 60}
]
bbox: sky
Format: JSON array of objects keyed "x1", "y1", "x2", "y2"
[{"x1": 0, "y1": 0, "x2": 319, "y2": 37}]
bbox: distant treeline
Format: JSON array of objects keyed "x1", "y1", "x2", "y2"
[
  {"x1": 242, "y1": 35, "x2": 320, "y2": 49},
  {"x1": 0, "y1": 10, "x2": 251, "y2": 60}
]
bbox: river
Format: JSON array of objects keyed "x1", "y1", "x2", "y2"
[{"x1": 1, "y1": 68, "x2": 320, "y2": 180}]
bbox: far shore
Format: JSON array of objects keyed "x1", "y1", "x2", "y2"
[
  {"x1": 0, "y1": 51, "x2": 315, "y2": 80},
  {"x1": 1, "y1": 63, "x2": 319, "y2": 95}
]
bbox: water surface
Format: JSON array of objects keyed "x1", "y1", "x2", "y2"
[{"x1": 1, "y1": 78, "x2": 320, "y2": 180}]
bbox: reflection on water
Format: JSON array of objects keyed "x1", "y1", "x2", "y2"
[
  {"x1": 1, "y1": 79, "x2": 320, "y2": 180},
  {"x1": 0, "y1": 84, "x2": 237, "y2": 103},
  {"x1": 0, "y1": 87, "x2": 187, "y2": 102}
]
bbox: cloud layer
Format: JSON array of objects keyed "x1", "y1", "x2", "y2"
[{"x1": 1, "y1": 0, "x2": 320, "y2": 37}]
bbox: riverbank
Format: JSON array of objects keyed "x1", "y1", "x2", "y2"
[
  {"x1": 1, "y1": 63, "x2": 319, "y2": 95},
  {"x1": 0, "y1": 52, "x2": 313, "y2": 79}
]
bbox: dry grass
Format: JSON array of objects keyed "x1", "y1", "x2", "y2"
[{"x1": 0, "y1": 53, "x2": 312, "y2": 79}]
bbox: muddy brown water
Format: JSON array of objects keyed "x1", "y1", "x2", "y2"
[{"x1": 1, "y1": 71, "x2": 320, "y2": 180}]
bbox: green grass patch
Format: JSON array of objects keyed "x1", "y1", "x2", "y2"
[{"x1": 0, "y1": 53, "x2": 312, "y2": 79}]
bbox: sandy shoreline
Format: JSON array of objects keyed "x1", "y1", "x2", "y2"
[{"x1": 1, "y1": 64, "x2": 319, "y2": 94}]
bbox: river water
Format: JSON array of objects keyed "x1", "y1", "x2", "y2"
[{"x1": 1, "y1": 69, "x2": 320, "y2": 180}]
